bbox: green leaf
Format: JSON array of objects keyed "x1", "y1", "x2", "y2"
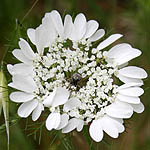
[
  {"x1": 0, "y1": 94, "x2": 2, "y2": 116},
  {"x1": 0, "y1": 68, "x2": 9, "y2": 150}
]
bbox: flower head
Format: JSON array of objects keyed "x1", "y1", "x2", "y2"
[{"x1": 8, "y1": 10, "x2": 147, "y2": 142}]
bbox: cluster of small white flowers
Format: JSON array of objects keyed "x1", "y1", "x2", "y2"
[
  {"x1": 32, "y1": 37, "x2": 119, "y2": 122},
  {"x1": 8, "y1": 10, "x2": 147, "y2": 143}
]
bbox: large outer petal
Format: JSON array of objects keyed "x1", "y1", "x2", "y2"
[
  {"x1": 46, "y1": 112, "x2": 61, "y2": 131},
  {"x1": 56, "y1": 114, "x2": 69, "y2": 130},
  {"x1": 83, "y1": 20, "x2": 99, "y2": 39},
  {"x1": 62, "y1": 118, "x2": 80, "y2": 133},
  {"x1": 107, "y1": 43, "x2": 132, "y2": 58},
  {"x1": 17, "y1": 99, "x2": 38, "y2": 118},
  {"x1": 106, "y1": 116, "x2": 125, "y2": 133},
  {"x1": 10, "y1": 75, "x2": 37, "y2": 93},
  {"x1": 63, "y1": 97, "x2": 81, "y2": 112},
  {"x1": 117, "y1": 94, "x2": 140, "y2": 104},
  {"x1": 34, "y1": 20, "x2": 57, "y2": 54},
  {"x1": 19, "y1": 38, "x2": 35, "y2": 60},
  {"x1": 12, "y1": 49, "x2": 32, "y2": 65},
  {"x1": 43, "y1": 89, "x2": 56, "y2": 107},
  {"x1": 32, "y1": 103, "x2": 44, "y2": 121},
  {"x1": 89, "y1": 29, "x2": 105, "y2": 42},
  {"x1": 105, "y1": 101, "x2": 133, "y2": 118},
  {"x1": 64, "y1": 14, "x2": 73, "y2": 39},
  {"x1": 97, "y1": 34, "x2": 123, "y2": 50},
  {"x1": 76, "y1": 119, "x2": 84, "y2": 132},
  {"x1": 115, "y1": 48, "x2": 141, "y2": 66},
  {"x1": 27, "y1": 28, "x2": 36, "y2": 45},
  {"x1": 7, "y1": 63, "x2": 33, "y2": 76},
  {"x1": 99, "y1": 116, "x2": 119, "y2": 138},
  {"x1": 107, "y1": 44, "x2": 141, "y2": 65},
  {"x1": 118, "y1": 83, "x2": 143, "y2": 89},
  {"x1": 50, "y1": 10, "x2": 64, "y2": 37},
  {"x1": 42, "y1": 12, "x2": 57, "y2": 44},
  {"x1": 73, "y1": 13, "x2": 87, "y2": 40},
  {"x1": 117, "y1": 74, "x2": 144, "y2": 84},
  {"x1": 10, "y1": 91, "x2": 35, "y2": 103},
  {"x1": 7, "y1": 64, "x2": 14, "y2": 75},
  {"x1": 119, "y1": 87, "x2": 144, "y2": 97},
  {"x1": 119, "y1": 66, "x2": 147, "y2": 79},
  {"x1": 89, "y1": 120, "x2": 103, "y2": 142},
  {"x1": 130, "y1": 102, "x2": 144, "y2": 113},
  {"x1": 51, "y1": 87, "x2": 70, "y2": 108}
]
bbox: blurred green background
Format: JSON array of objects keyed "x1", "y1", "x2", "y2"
[{"x1": 0, "y1": 0, "x2": 150, "y2": 150}]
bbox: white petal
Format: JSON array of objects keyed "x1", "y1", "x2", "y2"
[
  {"x1": 56, "y1": 114, "x2": 69, "y2": 130},
  {"x1": 34, "y1": 21, "x2": 57, "y2": 54},
  {"x1": 83, "y1": 20, "x2": 99, "y2": 39},
  {"x1": 7, "y1": 64, "x2": 14, "y2": 75},
  {"x1": 64, "y1": 14, "x2": 73, "y2": 39},
  {"x1": 74, "y1": 13, "x2": 87, "y2": 40},
  {"x1": 107, "y1": 117, "x2": 125, "y2": 133},
  {"x1": 130, "y1": 102, "x2": 144, "y2": 113},
  {"x1": 42, "y1": 13, "x2": 57, "y2": 45},
  {"x1": 62, "y1": 118, "x2": 79, "y2": 133},
  {"x1": 51, "y1": 87, "x2": 69, "y2": 107},
  {"x1": 118, "y1": 83, "x2": 143, "y2": 90},
  {"x1": 115, "y1": 48, "x2": 141, "y2": 65},
  {"x1": 118, "y1": 62, "x2": 128, "y2": 69},
  {"x1": 100, "y1": 116, "x2": 118, "y2": 138},
  {"x1": 107, "y1": 43, "x2": 132, "y2": 58},
  {"x1": 106, "y1": 101, "x2": 133, "y2": 118},
  {"x1": 118, "y1": 74, "x2": 144, "y2": 84},
  {"x1": 119, "y1": 87, "x2": 144, "y2": 97},
  {"x1": 43, "y1": 89, "x2": 57, "y2": 107},
  {"x1": 11, "y1": 75, "x2": 37, "y2": 93},
  {"x1": 19, "y1": 38, "x2": 35, "y2": 59},
  {"x1": 50, "y1": 10, "x2": 64, "y2": 37},
  {"x1": 8, "y1": 82, "x2": 18, "y2": 90},
  {"x1": 63, "y1": 97, "x2": 81, "y2": 112},
  {"x1": 11, "y1": 63, "x2": 33, "y2": 76},
  {"x1": 89, "y1": 120, "x2": 103, "y2": 142},
  {"x1": 113, "y1": 118, "x2": 124, "y2": 124},
  {"x1": 46, "y1": 112, "x2": 61, "y2": 131},
  {"x1": 107, "y1": 44, "x2": 142, "y2": 65},
  {"x1": 89, "y1": 29, "x2": 105, "y2": 42},
  {"x1": 12, "y1": 49, "x2": 32, "y2": 65},
  {"x1": 117, "y1": 94, "x2": 140, "y2": 104},
  {"x1": 32, "y1": 103, "x2": 44, "y2": 121},
  {"x1": 119, "y1": 66, "x2": 147, "y2": 79},
  {"x1": 18, "y1": 100, "x2": 38, "y2": 118},
  {"x1": 10, "y1": 91, "x2": 35, "y2": 103},
  {"x1": 76, "y1": 119, "x2": 84, "y2": 132},
  {"x1": 35, "y1": 25, "x2": 47, "y2": 54},
  {"x1": 97, "y1": 34, "x2": 123, "y2": 50},
  {"x1": 27, "y1": 28, "x2": 36, "y2": 45}
]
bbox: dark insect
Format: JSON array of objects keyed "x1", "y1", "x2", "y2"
[{"x1": 71, "y1": 73, "x2": 82, "y2": 86}]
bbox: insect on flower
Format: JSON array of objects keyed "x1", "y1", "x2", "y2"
[{"x1": 71, "y1": 73, "x2": 82, "y2": 86}]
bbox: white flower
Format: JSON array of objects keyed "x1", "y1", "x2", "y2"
[
  {"x1": 9, "y1": 75, "x2": 44, "y2": 121},
  {"x1": 43, "y1": 87, "x2": 70, "y2": 131},
  {"x1": 8, "y1": 10, "x2": 148, "y2": 143}
]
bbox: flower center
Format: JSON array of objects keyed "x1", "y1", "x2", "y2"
[{"x1": 32, "y1": 37, "x2": 119, "y2": 123}]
